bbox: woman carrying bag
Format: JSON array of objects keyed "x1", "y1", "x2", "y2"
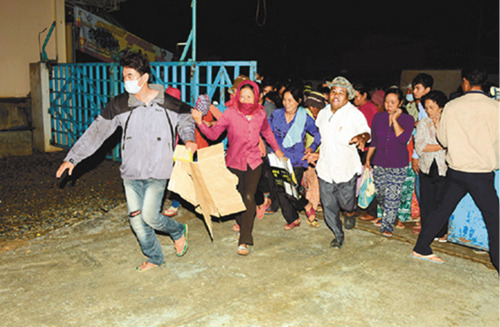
[{"x1": 268, "y1": 86, "x2": 321, "y2": 230}]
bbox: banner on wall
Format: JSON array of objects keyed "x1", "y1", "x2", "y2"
[{"x1": 74, "y1": 6, "x2": 173, "y2": 63}]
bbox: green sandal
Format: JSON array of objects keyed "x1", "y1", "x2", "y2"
[{"x1": 176, "y1": 224, "x2": 188, "y2": 257}]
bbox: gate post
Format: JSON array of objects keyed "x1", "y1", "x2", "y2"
[{"x1": 30, "y1": 63, "x2": 60, "y2": 152}]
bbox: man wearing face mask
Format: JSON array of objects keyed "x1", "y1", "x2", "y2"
[{"x1": 56, "y1": 52, "x2": 197, "y2": 272}]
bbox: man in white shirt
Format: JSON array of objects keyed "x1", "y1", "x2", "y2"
[{"x1": 306, "y1": 77, "x2": 370, "y2": 248}]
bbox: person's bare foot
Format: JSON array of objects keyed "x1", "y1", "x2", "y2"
[
  {"x1": 174, "y1": 224, "x2": 188, "y2": 257},
  {"x1": 395, "y1": 221, "x2": 405, "y2": 229},
  {"x1": 256, "y1": 197, "x2": 271, "y2": 219},
  {"x1": 359, "y1": 213, "x2": 376, "y2": 221},
  {"x1": 136, "y1": 261, "x2": 158, "y2": 272},
  {"x1": 237, "y1": 244, "x2": 248, "y2": 256},
  {"x1": 174, "y1": 236, "x2": 186, "y2": 255},
  {"x1": 411, "y1": 251, "x2": 444, "y2": 264},
  {"x1": 284, "y1": 218, "x2": 301, "y2": 230}
]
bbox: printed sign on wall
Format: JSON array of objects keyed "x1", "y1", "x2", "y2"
[{"x1": 74, "y1": 6, "x2": 173, "y2": 63}]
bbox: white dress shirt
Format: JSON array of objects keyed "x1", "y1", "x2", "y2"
[{"x1": 315, "y1": 103, "x2": 371, "y2": 184}]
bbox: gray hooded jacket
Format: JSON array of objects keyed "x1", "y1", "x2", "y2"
[{"x1": 64, "y1": 84, "x2": 195, "y2": 180}]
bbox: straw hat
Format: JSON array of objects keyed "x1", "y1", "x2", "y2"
[{"x1": 326, "y1": 76, "x2": 355, "y2": 100}]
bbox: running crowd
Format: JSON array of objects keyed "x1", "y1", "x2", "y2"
[{"x1": 56, "y1": 51, "x2": 499, "y2": 273}]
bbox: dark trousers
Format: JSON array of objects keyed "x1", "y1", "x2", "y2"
[
  {"x1": 419, "y1": 160, "x2": 447, "y2": 237},
  {"x1": 319, "y1": 175, "x2": 358, "y2": 242},
  {"x1": 276, "y1": 166, "x2": 308, "y2": 224},
  {"x1": 413, "y1": 168, "x2": 499, "y2": 271},
  {"x1": 255, "y1": 156, "x2": 280, "y2": 211},
  {"x1": 229, "y1": 164, "x2": 262, "y2": 246}
]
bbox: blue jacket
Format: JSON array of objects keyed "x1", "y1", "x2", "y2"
[{"x1": 269, "y1": 107, "x2": 321, "y2": 168}]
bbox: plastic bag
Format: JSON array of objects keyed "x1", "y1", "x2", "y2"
[{"x1": 357, "y1": 167, "x2": 376, "y2": 209}]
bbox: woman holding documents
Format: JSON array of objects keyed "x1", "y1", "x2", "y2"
[
  {"x1": 192, "y1": 80, "x2": 284, "y2": 256},
  {"x1": 268, "y1": 86, "x2": 321, "y2": 230}
]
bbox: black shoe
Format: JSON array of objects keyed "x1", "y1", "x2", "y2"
[
  {"x1": 330, "y1": 238, "x2": 343, "y2": 249},
  {"x1": 345, "y1": 215, "x2": 356, "y2": 230}
]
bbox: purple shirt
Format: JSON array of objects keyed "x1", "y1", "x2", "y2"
[
  {"x1": 197, "y1": 106, "x2": 280, "y2": 171},
  {"x1": 370, "y1": 112, "x2": 414, "y2": 168},
  {"x1": 269, "y1": 108, "x2": 320, "y2": 168}
]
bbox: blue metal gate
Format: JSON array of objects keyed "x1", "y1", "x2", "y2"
[{"x1": 49, "y1": 61, "x2": 257, "y2": 160}]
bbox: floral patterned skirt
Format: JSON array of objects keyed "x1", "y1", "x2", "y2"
[
  {"x1": 377, "y1": 165, "x2": 419, "y2": 222},
  {"x1": 302, "y1": 166, "x2": 321, "y2": 210}
]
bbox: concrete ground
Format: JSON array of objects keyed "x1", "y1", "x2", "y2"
[{"x1": 0, "y1": 203, "x2": 498, "y2": 327}]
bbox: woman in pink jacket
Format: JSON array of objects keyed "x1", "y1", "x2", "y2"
[{"x1": 192, "y1": 80, "x2": 284, "y2": 256}]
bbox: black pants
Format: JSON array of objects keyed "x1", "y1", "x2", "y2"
[
  {"x1": 413, "y1": 168, "x2": 499, "y2": 271},
  {"x1": 419, "y1": 160, "x2": 447, "y2": 238},
  {"x1": 276, "y1": 166, "x2": 308, "y2": 224},
  {"x1": 255, "y1": 155, "x2": 279, "y2": 211},
  {"x1": 229, "y1": 164, "x2": 262, "y2": 246}
]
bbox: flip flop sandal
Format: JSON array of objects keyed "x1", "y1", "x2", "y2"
[
  {"x1": 237, "y1": 245, "x2": 248, "y2": 256},
  {"x1": 256, "y1": 198, "x2": 271, "y2": 220},
  {"x1": 359, "y1": 214, "x2": 376, "y2": 221},
  {"x1": 382, "y1": 231, "x2": 393, "y2": 238},
  {"x1": 411, "y1": 252, "x2": 444, "y2": 264},
  {"x1": 163, "y1": 207, "x2": 178, "y2": 217},
  {"x1": 305, "y1": 207, "x2": 319, "y2": 227},
  {"x1": 175, "y1": 224, "x2": 188, "y2": 257},
  {"x1": 435, "y1": 235, "x2": 448, "y2": 243},
  {"x1": 284, "y1": 219, "x2": 301, "y2": 230},
  {"x1": 306, "y1": 217, "x2": 320, "y2": 228}
]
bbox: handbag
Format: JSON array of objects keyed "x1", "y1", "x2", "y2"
[
  {"x1": 358, "y1": 167, "x2": 376, "y2": 209},
  {"x1": 268, "y1": 153, "x2": 301, "y2": 199}
]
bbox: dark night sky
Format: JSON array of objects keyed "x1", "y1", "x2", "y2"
[{"x1": 108, "y1": 0, "x2": 499, "y2": 85}]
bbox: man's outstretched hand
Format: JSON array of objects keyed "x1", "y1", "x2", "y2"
[{"x1": 56, "y1": 161, "x2": 74, "y2": 178}]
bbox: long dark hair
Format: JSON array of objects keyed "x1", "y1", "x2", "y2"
[{"x1": 283, "y1": 86, "x2": 303, "y2": 106}]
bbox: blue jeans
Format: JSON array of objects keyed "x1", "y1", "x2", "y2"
[
  {"x1": 123, "y1": 179, "x2": 184, "y2": 266},
  {"x1": 319, "y1": 175, "x2": 357, "y2": 243}
]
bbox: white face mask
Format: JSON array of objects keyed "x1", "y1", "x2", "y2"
[
  {"x1": 406, "y1": 93, "x2": 414, "y2": 102},
  {"x1": 124, "y1": 79, "x2": 143, "y2": 94}
]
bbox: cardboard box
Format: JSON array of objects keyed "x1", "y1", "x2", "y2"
[{"x1": 168, "y1": 143, "x2": 246, "y2": 238}]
